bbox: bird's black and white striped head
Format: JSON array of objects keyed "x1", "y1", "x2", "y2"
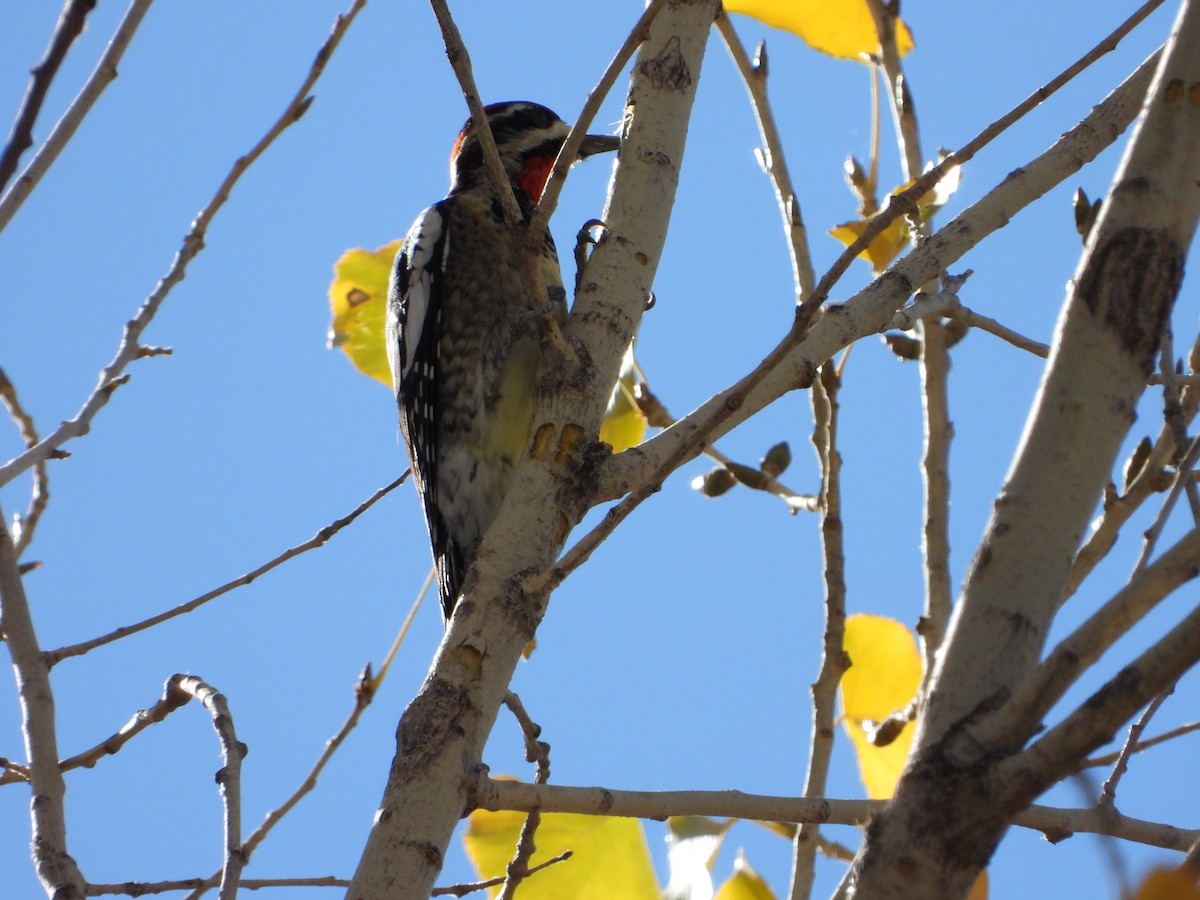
[{"x1": 448, "y1": 101, "x2": 618, "y2": 201}]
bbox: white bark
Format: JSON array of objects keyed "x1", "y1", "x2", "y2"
[
  {"x1": 846, "y1": 2, "x2": 1200, "y2": 895},
  {"x1": 594, "y1": 50, "x2": 1158, "y2": 505},
  {"x1": 343, "y1": 2, "x2": 720, "y2": 897}
]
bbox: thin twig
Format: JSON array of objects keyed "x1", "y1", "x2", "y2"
[
  {"x1": 788, "y1": 364, "x2": 849, "y2": 900},
  {"x1": 0, "y1": 0, "x2": 368, "y2": 491},
  {"x1": 1099, "y1": 688, "x2": 1174, "y2": 808},
  {"x1": 430, "y1": 852, "x2": 573, "y2": 897},
  {"x1": 634, "y1": 376, "x2": 815, "y2": 512},
  {"x1": 967, "y1": 527, "x2": 1200, "y2": 755},
  {"x1": 0, "y1": 368, "x2": 49, "y2": 556},
  {"x1": 425, "y1": 0, "x2": 573, "y2": 363},
  {"x1": 798, "y1": 0, "x2": 1167, "y2": 332},
  {"x1": 182, "y1": 667, "x2": 378, "y2": 900},
  {"x1": 1067, "y1": 334, "x2": 1200, "y2": 600},
  {"x1": 427, "y1": 0, "x2": 521, "y2": 229},
  {"x1": 0, "y1": 0, "x2": 96, "y2": 195},
  {"x1": 371, "y1": 563, "x2": 432, "y2": 692},
  {"x1": 46, "y1": 475, "x2": 405, "y2": 664},
  {"x1": 1078, "y1": 720, "x2": 1200, "y2": 769},
  {"x1": 480, "y1": 780, "x2": 1200, "y2": 851},
  {"x1": 169, "y1": 676, "x2": 245, "y2": 900},
  {"x1": 87, "y1": 877, "x2": 351, "y2": 895},
  {"x1": 891, "y1": 290, "x2": 1050, "y2": 358},
  {"x1": 0, "y1": 677, "x2": 192, "y2": 787},
  {"x1": 715, "y1": 13, "x2": 817, "y2": 301},
  {"x1": 498, "y1": 692, "x2": 552, "y2": 900},
  {"x1": 0, "y1": 500, "x2": 85, "y2": 896},
  {"x1": 1133, "y1": 435, "x2": 1200, "y2": 573},
  {"x1": 1156, "y1": 319, "x2": 1200, "y2": 519},
  {"x1": 0, "y1": 0, "x2": 154, "y2": 234},
  {"x1": 528, "y1": 0, "x2": 668, "y2": 242},
  {"x1": 868, "y1": 0, "x2": 955, "y2": 678}
]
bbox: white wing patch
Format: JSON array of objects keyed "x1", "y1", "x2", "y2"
[{"x1": 396, "y1": 206, "x2": 444, "y2": 379}]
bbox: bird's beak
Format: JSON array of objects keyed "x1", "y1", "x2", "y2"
[{"x1": 577, "y1": 134, "x2": 621, "y2": 158}]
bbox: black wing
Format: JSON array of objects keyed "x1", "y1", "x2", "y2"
[{"x1": 387, "y1": 204, "x2": 464, "y2": 618}]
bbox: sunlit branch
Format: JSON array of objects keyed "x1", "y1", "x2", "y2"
[
  {"x1": 0, "y1": 0, "x2": 96, "y2": 196},
  {"x1": 47, "y1": 475, "x2": 404, "y2": 664},
  {"x1": 0, "y1": 0, "x2": 368, "y2": 490},
  {"x1": 0, "y1": 0, "x2": 154, "y2": 234}
]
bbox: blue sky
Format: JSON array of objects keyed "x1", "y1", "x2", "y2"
[{"x1": 0, "y1": 2, "x2": 1194, "y2": 897}]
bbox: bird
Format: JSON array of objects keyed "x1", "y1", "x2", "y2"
[{"x1": 386, "y1": 101, "x2": 619, "y2": 620}]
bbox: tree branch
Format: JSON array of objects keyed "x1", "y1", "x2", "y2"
[
  {"x1": 46, "y1": 475, "x2": 404, "y2": 665},
  {"x1": 967, "y1": 526, "x2": 1200, "y2": 755},
  {"x1": 345, "y1": 4, "x2": 721, "y2": 896},
  {"x1": 0, "y1": 0, "x2": 368, "y2": 490},
  {"x1": 788, "y1": 365, "x2": 848, "y2": 900},
  {"x1": 0, "y1": 368, "x2": 49, "y2": 557},
  {"x1": 0, "y1": 501, "x2": 85, "y2": 897},
  {"x1": 0, "y1": 0, "x2": 96, "y2": 196},
  {"x1": 477, "y1": 780, "x2": 1200, "y2": 852},
  {"x1": 849, "y1": 2, "x2": 1200, "y2": 891},
  {"x1": 181, "y1": 668, "x2": 377, "y2": 900},
  {"x1": 0, "y1": 0, "x2": 154, "y2": 235},
  {"x1": 715, "y1": 13, "x2": 817, "y2": 301},
  {"x1": 591, "y1": 48, "x2": 1158, "y2": 509}
]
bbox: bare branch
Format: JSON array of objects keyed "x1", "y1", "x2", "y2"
[
  {"x1": 0, "y1": 500, "x2": 85, "y2": 897},
  {"x1": 167, "y1": 676, "x2": 245, "y2": 899},
  {"x1": 1006, "y1": 597, "x2": 1200, "y2": 794},
  {"x1": 593, "y1": 47, "x2": 1158, "y2": 511},
  {"x1": 1135, "y1": 435, "x2": 1200, "y2": 572},
  {"x1": 0, "y1": 0, "x2": 154, "y2": 234},
  {"x1": 479, "y1": 780, "x2": 1200, "y2": 852},
  {"x1": 0, "y1": 368, "x2": 49, "y2": 556},
  {"x1": 1067, "y1": 333, "x2": 1200, "y2": 599},
  {"x1": 498, "y1": 692, "x2": 552, "y2": 900},
  {"x1": 528, "y1": 0, "x2": 668, "y2": 241},
  {"x1": 12, "y1": 677, "x2": 190, "y2": 786},
  {"x1": 427, "y1": 0, "x2": 522, "y2": 229},
  {"x1": 715, "y1": 13, "x2": 816, "y2": 300},
  {"x1": 1098, "y1": 688, "x2": 1173, "y2": 807},
  {"x1": 87, "y1": 876, "x2": 351, "y2": 895},
  {"x1": 46, "y1": 474, "x2": 405, "y2": 664},
  {"x1": 431, "y1": 852, "x2": 573, "y2": 898},
  {"x1": 0, "y1": 0, "x2": 96, "y2": 196},
  {"x1": 0, "y1": 0, "x2": 368, "y2": 490},
  {"x1": 972, "y1": 526, "x2": 1200, "y2": 752},
  {"x1": 796, "y1": 0, "x2": 1166, "y2": 333},
  {"x1": 891, "y1": 290, "x2": 1051, "y2": 359},
  {"x1": 788, "y1": 365, "x2": 849, "y2": 900},
  {"x1": 865, "y1": 0, "x2": 958, "y2": 678},
  {"x1": 1079, "y1": 720, "x2": 1200, "y2": 769},
  {"x1": 182, "y1": 668, "x2": 378, "y2": 900}
]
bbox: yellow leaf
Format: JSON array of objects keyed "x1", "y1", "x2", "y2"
[
  {"x1": 600, "y1": 345, "x2": 647, "y2": 452},
  {"x1": 714, "y1": 852, "x2": 777, "y2": 900},
  {"x1": 840, "y1": 613, "x2": 922, "y2": 799},
  {"x1": 1134, "y1": 866, "x2": 1200, "y2": 900},
  {"x1": 968, "y1": 870, "x2": 989, "y2": 900},
  {"x1": 327, "y1": 241, "x2": 400, "y2": 386},
  {"x1": 725, "y1": 0, "x2": 915, "y2": 60},
  {"x1": 464, "y1": 802, "x2": 659, "y2": 899}
]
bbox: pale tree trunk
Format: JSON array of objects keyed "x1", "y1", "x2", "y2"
[
  {"x1": 344, "y1": 1, "x2": 720, "y2": 897},
  {"x1": 844, "y1": 1, "x2": 1200, "y2": 896}
]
